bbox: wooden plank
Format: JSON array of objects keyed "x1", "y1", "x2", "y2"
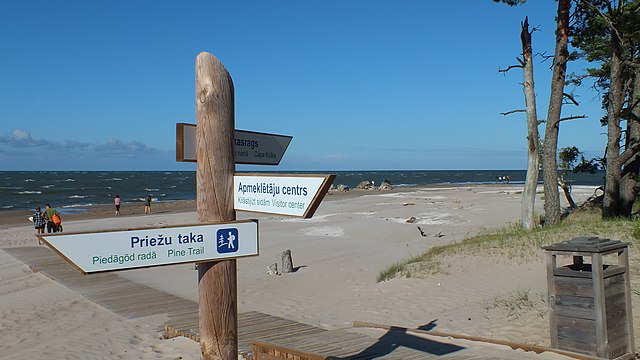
[
  {"x1": 607, "y1": 335, "x2": 630, "y2": 358},
  {"x1": 605, "y1": 273, "x2": 624, "y2": 286},
  {"x1": 554, "y1": 267, "x2": 594, "y2": 278},
  {"x1": 557, "y1": 322, "x2": 597, "y2": 355},
  {"x1": 555, "y1": 295, "x2": 595, "y2": 320},
  {"x1": 252, "y1": 340, "x2": 327, "y2": 360},
  {"x1": 592, "y1": 254, "x2": 607, "y2": 358},
  {"x1": 544, "y1": 238, "x2": 626, "y2": 253},
  {"x1": 556, "y1": 338, "x2": 596, "y2": 356},
  {"x1": 621, "y1": 247, "x2": 636, "y2": 356},
  {"x1": 546, "y1": 251, "x2": 558, "y2": 348},
  {"x1": 554, "y1": 276, "x2": 593, "y2": 297},
  {"x1": 556, "y1": 315, "x2": 595, "y2": 333},
  {"x1": 605, "y1": 291, "x2": 627, "y2": 313}
]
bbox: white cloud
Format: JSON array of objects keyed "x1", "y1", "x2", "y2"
[
  {"x1": 0, "y1": 129, "x2": 164, "y2": 169},
  {"x1": 0, "y1": 128, "x2": 49, "y2": 147}
]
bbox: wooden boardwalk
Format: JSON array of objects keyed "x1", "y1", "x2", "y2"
[{"x1": 4, "y1": 246, "x2": 559, "y2": 359}]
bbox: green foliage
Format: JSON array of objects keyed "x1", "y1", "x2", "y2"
[
  {"x1": 558, "y1": 146, "x2": 581, "y2": 171},
  {"x1": 570, "y1": 0, "x2": 640, "y2": 115},
  {"x1": 558, "y1": 146, "x2": 602, "y2": 175}
]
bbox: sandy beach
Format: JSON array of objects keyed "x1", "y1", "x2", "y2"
[{"x1": 0, "y1": 184, "x2": 622, "y2": 359}]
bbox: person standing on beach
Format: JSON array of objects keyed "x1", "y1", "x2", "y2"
[
  {"x1": 43, "y1": 203, "x2": 58, "y2": 233},
  {"x1": 33, "y1": 206, "x2": 45, "y2": 234},
  {"x1": 114, "y1": 195, "x2": 121, "y2": 216},
  {"x1": 144, "y1": 194, "x2": 151, "y2": 214}
]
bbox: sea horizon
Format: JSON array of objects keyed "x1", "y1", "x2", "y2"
[{"x1": 1, "y1": 170, "x2": 605, "y2": 212}]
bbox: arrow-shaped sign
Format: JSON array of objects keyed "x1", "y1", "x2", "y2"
[
  {"x1": 234, "y1": 173, "x2": 335, "y2": 218},
  {"x1": 38, "y1": 220, "x2": 259, "y2": 274},
  {"x1": 176, "y1": 123, "x2": 292, "y2": 165}
]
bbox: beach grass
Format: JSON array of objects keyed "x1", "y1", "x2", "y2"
[
  {"x1": 481, "y1": 288, "x2": 547, "y2": 320},
  {"x1": 377, "y1": 207, "x2": 640, "y2": 282}
]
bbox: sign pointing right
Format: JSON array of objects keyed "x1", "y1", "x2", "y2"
[{"x1": 234, "y1": 173, "x2": 335, "y2": 218}]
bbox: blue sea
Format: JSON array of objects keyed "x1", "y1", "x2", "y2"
[{"x1": 0, "y1": 170, "x2": 605, "y2": 213}]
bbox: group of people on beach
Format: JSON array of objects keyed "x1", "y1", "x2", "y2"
[
  {"x1": 114, "y1": 194, "x2": 152, "y2": 216},
  {"x1": 496, "y1": 175, "x2": 511, "y2": 183},
  {"x1": 31, "y1": 195, "x2": 153, "y2": 234},
  {"x1": 32, "y1": 203, "x2": 62, "y2": 234}
]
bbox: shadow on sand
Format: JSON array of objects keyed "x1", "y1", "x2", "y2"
[{"x1": 331, "y1": 321, "x2": 465, "y2": 359}]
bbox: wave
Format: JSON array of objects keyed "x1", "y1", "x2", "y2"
[
  {"x1": 0, "y1": 170, "x2": 605, "y2": 212},
  {"x1": 62, "y1": 203, "x2": 95, "y2": 208},
  {"x1": 135, "y1": 197, "x2": 159, "y2": 202}
]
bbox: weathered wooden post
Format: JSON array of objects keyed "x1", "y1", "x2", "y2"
[
  {"x1": 282, "y1": 249, "x2": 294, "y2": 274},
  {"x1": 196, "y1": 52, "x2": 237, "y2": 360}
]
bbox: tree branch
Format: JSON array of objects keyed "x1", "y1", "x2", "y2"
[
  {"x1": 563, "y1": 93, "x2": 580, "y2": 106},
  {"x1": 498, "y1": 64, "x2": 523, "y2": 74},
  {"x1": 535, "y1": 51, "x2": 554, "y2": 62},
  {"x1": 500, "y1": 109, "x2": 526, "y2": 116},
  {"x1": 624, "y1": 60, "x2": 640, "y2": 69},
  {"x1": 559, "y1": 115, "x2": 588, "y2": 122},
  {"x1": 621, "y1": 141, "x2": 640, "y2": 165},
  {"x1": 627, "y1": 97, "x2": 640, "y2": 113}
]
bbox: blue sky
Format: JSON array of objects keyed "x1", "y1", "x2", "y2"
[{"x1": 0, "y1": 1, "x2": 607, "y2": 171}]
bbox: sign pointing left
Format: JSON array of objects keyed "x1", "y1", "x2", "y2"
[
  {"x1": 38, "y1": 220, "x2": 259, "y2": 274},
  {"x1": 176, "y1": 123, "x2": 292, "y2": 165}
]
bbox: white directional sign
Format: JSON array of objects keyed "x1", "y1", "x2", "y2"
[
  {"x1": 38, "y1": 220, "x2": 259, "y2": 274},
  {"x1": 176, "y1": 123, "x2": 292, "y2": 165},
  {"x1": 234, "y1": 173, "x2": 335, "y2": 218}
]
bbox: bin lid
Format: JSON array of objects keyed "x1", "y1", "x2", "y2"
[{"x1": 543, "y1": 236, "x2": 627, "y2": 253}]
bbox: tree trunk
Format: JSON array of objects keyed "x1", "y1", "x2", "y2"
[
  {"x1": 542, "y1": 0, "x2": 570, "y2": 227},
  {"x1": 603, "y1": 29, "x2": 625, "y2": 219},
  {"x1": 520, "y1": 17, "x2": 540, "y2": 230},
  {"x1": 558, "y1": 176, "x2": 576, "y2": 209},
  {"x1": 619, "y1": 64, "x2": 640, "y2": 218}
]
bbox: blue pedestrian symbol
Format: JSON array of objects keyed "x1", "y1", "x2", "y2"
[{"x1": 217, "y1": 228, "x2": 238, "y2": 254}]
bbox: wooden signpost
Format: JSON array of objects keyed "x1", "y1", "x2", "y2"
[
  {"x1": 195, "y1": 52, "x2": 238, "y2": 360},
  {"x1": 188, "y1": 53, "x2": 334, "y2": 359},
  {"x1": 41, "y1": 51, "x2": 334, "y2": 360}
]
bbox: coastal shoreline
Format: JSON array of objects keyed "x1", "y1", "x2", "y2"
[{"x1": 0, "y1": 183, "x2": 528, "y2": 229}]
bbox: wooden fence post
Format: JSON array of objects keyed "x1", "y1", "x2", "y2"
[{"x1": 195, "y1": 51, "x2": 237, "y2": 360}]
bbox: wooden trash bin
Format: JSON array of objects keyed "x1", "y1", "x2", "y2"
[{"x1": 545, "y1": 237, "x2": 635, "y2": 359}]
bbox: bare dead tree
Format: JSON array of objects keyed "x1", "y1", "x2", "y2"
[{"x1": 500, "y1": 16, "x2": 540, "y2": 229}]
